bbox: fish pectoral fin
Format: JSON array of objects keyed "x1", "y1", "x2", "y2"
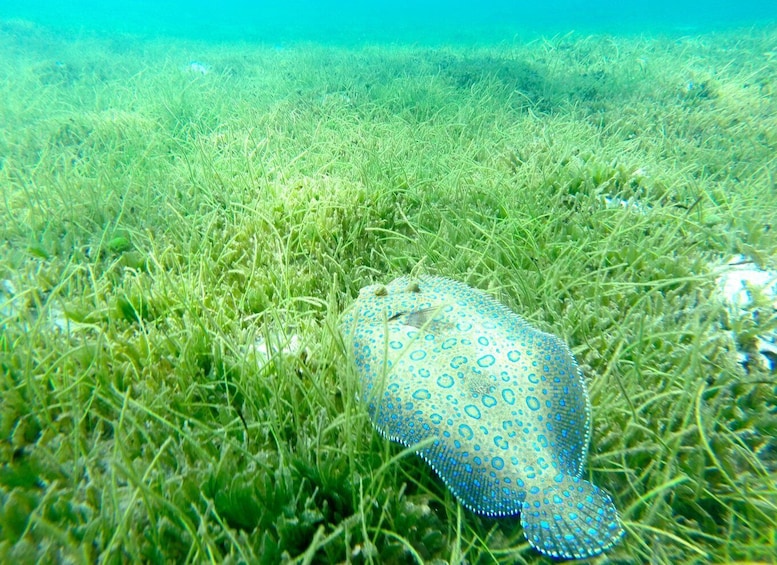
[{"x1": 403, "y1": 306, "x2": 446, "y2": 329}]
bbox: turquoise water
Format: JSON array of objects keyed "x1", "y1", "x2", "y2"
[{"x1": 2, "y1": 0, "x2": 776, "y2": 44}]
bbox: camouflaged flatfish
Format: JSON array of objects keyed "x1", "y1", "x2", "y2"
[{"x1": 340, "y1": 275, "x2": 624, "y2": 559}]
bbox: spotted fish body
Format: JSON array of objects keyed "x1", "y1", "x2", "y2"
[{"x1": 341, "y1": 276, "x2": 624, "y2": 559}]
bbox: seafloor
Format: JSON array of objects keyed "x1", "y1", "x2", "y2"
[{"x1": 0, "y1": 19, "x2": 775, "y2": 564}]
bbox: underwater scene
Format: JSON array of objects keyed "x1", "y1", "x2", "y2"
[{"x1": 1, "y1": 0, "x2": 776, "y2": 563}]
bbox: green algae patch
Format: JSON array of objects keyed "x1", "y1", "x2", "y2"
[{"x1": 106, "y1": 236, "x2": 132, "y2": 254}]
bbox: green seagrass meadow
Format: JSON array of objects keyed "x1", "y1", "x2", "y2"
[{"x1": 1, "y1": 20, "x2": 775, "y2": 564}]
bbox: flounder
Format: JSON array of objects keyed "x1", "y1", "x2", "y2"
[{"x1": 340, "y1": 275, "x2": 624, "y2": 559}]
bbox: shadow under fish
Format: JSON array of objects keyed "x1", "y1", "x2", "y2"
[{"x1": 341, "y1": 275, "x2": 624, "y2": 560}]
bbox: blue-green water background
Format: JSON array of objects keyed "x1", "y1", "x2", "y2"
[{"x1": 1, "y1": 0, "x2": 776, "y2": 44}]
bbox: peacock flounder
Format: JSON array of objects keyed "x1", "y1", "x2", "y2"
[{"x1": 340, "y1": 275, "x2": 624, "y2": 559}]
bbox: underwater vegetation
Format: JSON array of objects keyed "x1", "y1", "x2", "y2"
[{"x1": 0, "y1": 19, "x2": 776, "y2": 564}]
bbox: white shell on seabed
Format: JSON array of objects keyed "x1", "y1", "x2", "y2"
[
  {"x1": 250, "y1": 333, "x2": 306, "y2": 366},
  {"x1": 715, "y1": 255, "x2": 777, "y2": 371}
]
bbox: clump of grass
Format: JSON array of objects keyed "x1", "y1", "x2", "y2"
[{"x1": 1, "y1": 20, "x2": 776, "y2": 564}]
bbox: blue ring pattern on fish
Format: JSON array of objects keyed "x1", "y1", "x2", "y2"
[{"x1": 340, "y1": 276, "x2": 624, "y2": 559}]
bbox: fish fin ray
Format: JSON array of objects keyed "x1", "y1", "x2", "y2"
[{"x1": 520, "y1": 476, "x2": 624, "y2": 559}]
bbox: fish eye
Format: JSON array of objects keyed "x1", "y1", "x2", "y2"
[{"x1": 374, "y1": 285, "x2": 388, "y2": 297}]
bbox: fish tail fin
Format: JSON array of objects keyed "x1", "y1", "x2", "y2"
[{"x1": 520, "y1": 474, "x2": 624, "y2": 559}]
